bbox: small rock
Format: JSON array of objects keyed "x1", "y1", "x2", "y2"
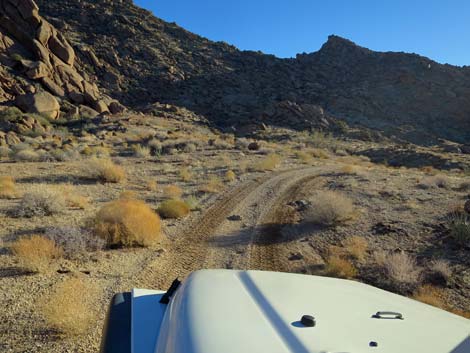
[
  {"x1": 227, "y1": 214, "x2": 242, "y2": 221},
  {"x1": 248, "y1": 141, "x2": 260, "y2": 151},
  {"x1": 288, "y1": 199, "x2": 310, "y2": 211},
  {"x1": 288, "y1": 252, "x2": 304, "y2": 261}
]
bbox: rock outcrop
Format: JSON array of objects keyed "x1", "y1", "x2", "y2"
[{"x1": 0, "y1": 0, "x2": 123, "y2": 119}]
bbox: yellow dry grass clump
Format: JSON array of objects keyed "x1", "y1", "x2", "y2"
[
  {"x1": 85, "y1": 158, "x2": 126, "y2": 183},
  {"x1": 295, "y1": 151, "x2": 312, "y2": 164},
  {"x1": 180, "y1": 167, "x2": 192, "y2": 182},
  {"x1": 324, "y1": 255, "x2": 357, "y2": 279},
  {"x1": 411, "y1": 285, "x2": 470, "y2": 318},
  {"x1": 158, "y1": 199, "x2": 191, "y2": 219},
  {"x1": 253, "y1": 154, "x2": 281, "y2": 171},
  {"x1": 146, "y1": 179, "x2": 158, "y2": 191},
  {"x1": 200, "y1": 175, "x2": 223, "y2": 193},
  {"x1": 40, "y1": 277, "x2": 98, "y2": 336},
  {"x1": 225, "y1": 170, "x2": 236, "y2": 182},
  {"x1": 0, "y1": 176, "x2": 19, "y2": 199},
  {"x1": 340, "y1": 164, "x2": 360, "y2": 175},
  {"x1": 94, "y1": 199, "x2": 161, "y2": 247},
  {"x1": 163, "y1": 184, "x2": 183, "y2": 199},
  {"x1": 11, "y1": 235, "x2": 62, "y2": 272},
  {"x1": 60, "y1": 185, "x2": 89, "y2": 209},
  {"x1": 305, "y1": 190, "x2": 355, "y2": 226},
  {"x1": 343, "y1": 236, "x2": 368, "y2": 261},
  {"x1": 412, "y1": 285, "x2": 446, "y2": 308}
]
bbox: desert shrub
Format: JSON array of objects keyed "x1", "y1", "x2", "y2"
[
  {"x1": 158, "y1": 199, "x2": 190, "y2": 219},
  {"x1": 185, "y1": 195, "x2": 200, "y2": 210},
  {"x1": 340, "y1": 164, "x2": 360, "y2": 174},
  {"x1": 295, "y1": 151, "x2": 312, "y2": 164},
  {"x1": 305, "y1": 191, "x2": 354, "y2": 226},
  {"x1": 0, "y1": 106, "x2": 23, "y2": 121},
  {"x1": 148, "y1": 138, "x2": 163, "y2": 149},
  {"x1": 45, "y1": 226, "x2": 105, "y2": 259},
  {"x1": 428, "y1": 259, "x2": 452, "y2": 285},
  {"x1": 40, "y1": 277, "x2": 98, "y2": 336},
  {"x1": 374, "y1": 251, "x2": 422, "y2": 293},
  {"x1": 14, "y1": 186, "x2": 66, "y2": 217},
  {"x1": 14, "y1": 148, "x2": 39, "y2": 162},
  {"x1": 213, "y1": 139, "x2": 233, "y2": 150},
  {"x1": 0, "y1": 176, "x2": 19, "y2": 199},
  {"x1": 146, "y1": 179, "x2": 158, "y2": 191},
  {"x1": 179, "y1": 167, "x2": 192, "y2": 182},
  {"x1": 235, "y1": 137, "x2": 251, "y2": 150},
  {"x1": 94, "y1": 199, "x2": 161, "y2": 247},
  {"x1": 412, "y1": 285, "x2": 446, "y2": 309},
  {"x1": 448, "y1": 213, "x2": 470, "y2": 246},
  {"x1": 50, "y1": 148, "x2": 81, "y2": 162},
  {"x1": 183, "y1": 143, "x2": 197, "y2": 153},
  {"x1": 84, "y1": 158, "x2": 126, "y2": 183},
  {"x1": 310, "y1": 130, "x2": 337, "y2": 149},
  {"x1": 11, "y1": 235, "x2": 62, "y2": 272},
  {"x1": 132, "y1": 144, "x2": 150, "y2": 158},
  {"x1": 253, "y1": 154, "x2": 281, "y2": 171},
  {"x1": 418, "y1": 174, "x2": 451, "y2": 189},
  {"x1": 200, "y1": 175, "x2": 223, "y2": 193},
  {"x1": 60, "y1": 185, "x2": 89, "y2": 209},
  {"x1": 343, "y1": 236, "x2": 368, "y2": 261},
  {"x1": 225, "y1": 170, "x2": 236, "y2": 182},
  {"x1": 324, "y1": 255, "x2": 357, "y2": 278},
  {"x1": 163, "y1": 184, "x2": 183, "y2": 199},
  {"x1": 311, "y1": 148, "x2": 329, "y2": 159},
  {"x1": 81, "y1": 146, "x2": 110, "y2": 158}
]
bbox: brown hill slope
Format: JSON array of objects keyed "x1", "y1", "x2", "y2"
[{"x1": 4, "y1": 0, "x2": 470, "y2": 145}]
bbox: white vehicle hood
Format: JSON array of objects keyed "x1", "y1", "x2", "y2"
[{"x1": 135, "y1": 269, "x2": 470, "y2": 353}]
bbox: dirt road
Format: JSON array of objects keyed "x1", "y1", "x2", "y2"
[{"x1": 136, "y1": 167, "x2": 326, "y2": 290}]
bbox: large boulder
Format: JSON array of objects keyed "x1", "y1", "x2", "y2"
[{"x1": 16, "y1": 91, "x2": 60, "y2": 119}]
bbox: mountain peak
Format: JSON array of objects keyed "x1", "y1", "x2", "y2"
[{"x1": 318, "y1": 35, "x2": 371, "y2": 57}]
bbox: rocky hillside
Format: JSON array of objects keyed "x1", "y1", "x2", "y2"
[
  {"x1": 2, "y1": 0, "x2": 470, "y2": 145},
  {"x1": 0, "y1": 0, "x2": 124, "y2": 119}
]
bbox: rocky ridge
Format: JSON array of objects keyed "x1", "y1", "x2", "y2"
[{"x1": 1, "y1": 0, "x2": 470, "y2": 147}]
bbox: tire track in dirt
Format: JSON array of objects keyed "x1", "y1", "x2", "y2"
[
  {"x1": 136, "y1": 175, "x2": 272, "y2": 289},
  {"x1": 136, "y1": 167, "x2": 325, "y2": 290},
  {"x1": 248, "y1": 174, "x2": 321, "y2": 271}
]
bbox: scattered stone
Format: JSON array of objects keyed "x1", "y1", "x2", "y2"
[
  {"x1": 248, "y1": 142, "x2": 260, "y2": 151},
  {"x1": 288, "y1": 199, "x2": 310, "y2": 211},
  {"x1": 372, "y1": 221, "x2": 408, "y2": 236},
  {"x1": 227, "y1": 214, "x2": 242, "y2": 221},
  {"x1": 288, "y1": 252, "x2": 304, "y2": 261}
]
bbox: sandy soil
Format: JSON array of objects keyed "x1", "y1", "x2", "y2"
[{"x1": 1, "y1": 118, "x2": 469, "y2": 352}]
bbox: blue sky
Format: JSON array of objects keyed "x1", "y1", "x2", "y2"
[{"x1": 135, "y1": 0, "x2": 469, "y2": 66}]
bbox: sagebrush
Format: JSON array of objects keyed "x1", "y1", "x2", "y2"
[
  {"x1": 94, "y1": 199, "x2": 161, "y2": 247},
  {"x1": 11, "y1": 235, "x2": 62, "y2": 272}
]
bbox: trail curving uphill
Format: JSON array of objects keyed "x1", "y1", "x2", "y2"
[{"x1": 136, "y1": 167, "x2": 325, "y2": 290}]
